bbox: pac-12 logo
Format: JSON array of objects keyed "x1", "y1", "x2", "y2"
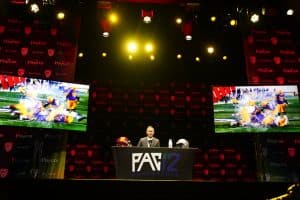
[{"x1": 131, "y1": 152, "x2": 180, "y2": 174}]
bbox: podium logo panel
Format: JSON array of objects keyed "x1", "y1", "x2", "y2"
[
  {"x1": 112, "y1": 147, "x2": 196, "y2": 180},
  {"x1": 131, "y1": 152, "x2": 180, "y2": 177}
]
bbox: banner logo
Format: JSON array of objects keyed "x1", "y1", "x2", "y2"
[
  {"x1": 131, "y1": 152, "x2": 180, "y2": 176},
  {"x1": 132, "y1": 152, "x2": 161, "y2": 172}
]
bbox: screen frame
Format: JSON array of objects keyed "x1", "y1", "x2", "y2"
[
  {"x1": 0, "y1": 74, "x2": 90, "y2": 133},
  {"x1": 212, "y1": 84, "x2": 300, "y2": 134}
]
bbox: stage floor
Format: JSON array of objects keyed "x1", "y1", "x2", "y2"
[{"x1": 0, "y1": 179, "x2": 296, "y2": 200}]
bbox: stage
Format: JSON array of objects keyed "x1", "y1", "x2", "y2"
[{"x1": 0, "y1": 179, "x2": 296, "y2": 200}]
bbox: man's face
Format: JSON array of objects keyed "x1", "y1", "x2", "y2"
[{"x1": 146, "y1": 127, "x2": 154, "y2": 138}]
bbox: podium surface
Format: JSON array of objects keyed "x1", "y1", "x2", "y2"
[{"x1": 112, "y1": 146, "x2": 198, "y2": 180}]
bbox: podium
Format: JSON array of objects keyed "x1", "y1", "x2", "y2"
[{"x1": 112, "y1": 146, "x2": 198, "y2": 180}]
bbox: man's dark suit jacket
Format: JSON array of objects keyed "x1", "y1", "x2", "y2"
[{"x1": 137, "y1": 137, "x2": 160, "y2": 147}]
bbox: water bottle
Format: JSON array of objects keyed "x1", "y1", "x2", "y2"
[{"x1": 168, "y1": 139, "x2": 173, "y2": 148}]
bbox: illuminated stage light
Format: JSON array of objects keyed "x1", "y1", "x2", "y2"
[
  {"x1": 207, "y1": 46, "x2": 215, "y2": 54},
  {"x1": 250, "y1": 13, "x2": 259, "y2": 23},
  {"x1": 185, "y1": 35, "x2": 192, "y2": 41},
  {"x1": 210, "y1": 16, "x2": 216, "y2": 22},
  {"x1": 30, "y1": 3, "x2": 40, "y2": 13},
  {"x1": 78, "y1": 52, "x2": 84, "y2": 58},
  {"x1": 261, "y1": 8, "x2": 266, "y2": 15},
  {"x1": 149, "y1": 55, "x2": 155, "y2": 61},
  {"x1": 101, "y1": 19, "x2": 111, "y2": 37},
  {"x1": 102, "y1": 32, "x2": 110, "y2": 37},
  {"x1": 143, "y1": 16, "x2": 151, "y2": 24},
  {"x1": 101, "y1": 52, "x2": 107, "y2": 57},
  {"x1": 56, "y1": 12, "x2": 65, "y2": 20},
  {"x1": 229, "y1": 19, "x2": 237, "y2": 26},
  {"x1": 109, "y1": 13, "x2": 119, "y2": 24},
  {"x1": 182, "y1": 21, "x2": 192, "y2": 40},
  {"x1": 175, "y1": 17, "x2": 182, "y2": 24},
  {"x1": 144, "y1": 43, "x2": 154, "y2": 53},
  {"x1": 127, "y1": 41, "x2": 138, "y2": 53},
  {"x1": 141, "y1": 9, "x2": 153, "y2": 24},
  {"x1": 286, "y1": 9, "x2": 294, "y2": 16}
]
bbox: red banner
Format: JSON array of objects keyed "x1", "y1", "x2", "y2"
[
  {"x1": 243, "y1": 28, "x2": 300, "y2": 85},
  {"x1": 0, "y1": 16, "x2": 80, "y2": 82}
]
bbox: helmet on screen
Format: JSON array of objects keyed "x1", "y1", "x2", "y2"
[
  {"x1": 176, "y1": 138, "x2": 189, "y2": 148},
  {"x1": 116, "y1": 136, "x2": 129, "y2": 147}
]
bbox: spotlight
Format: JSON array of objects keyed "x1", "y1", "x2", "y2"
[
  {"x1": 149, "y1": 55, "x2": 155, "y2": 61},
  {"x1": 286, "y1": 9, "x2": 294, "y2": 16},
  {"x1": 102, "y1": 32, "x2": 110, "y2": 38},
  {"x1": 101, "y1": 19, "x2": 111, "y2": 37},
  {"x1": 210, "y1": 16, "x2": 216, "y2": 22},
  {"x1": 78, "y1": 52, "x2": 84, "y2": 58},
  {"x1": 185, "y1": 35, "x2": 192, "y2": 41},
  {"x1": 182, "y1": 21, "x2": 192, "y2": 40},
  {"x1": 127, "y1": 41, "x2": 138, "y2": 53},
  {"x1": 56, "y1": 12, "x2": 65, "y2": 20},
  {"x1": 261, "y1": 8, "x2": 266, "y2": 15},
  {"x1": 30, "y1": 3, "x2": 40, "y2": 13},
  {"x1": 175, "y1": 17, "x2": 182, "y2": 24},
  {"x1": 229, "y1": 19, "x2": 237, "y2": 26},
  {"x1": 144, "y1": 42, "x2": 154, "y2": 53},
  {"x1": 108, "y1": 12, "x2": 119, "y2": 24},
  {"x1": 250, "y1": 13, "x2": 259, "y2": 23},
  {"x1": 141, "y1": 9, "x2": 154, "y2": 24},
  {"x1": 207, "y1": 46, "x2": 215, "y2": 54},
  {"x1": 143, "y1": 16, "x2": 151, "y2": 24},
  {"x1": 101, "y1": 52, "x2": 107, "y2": 57}
]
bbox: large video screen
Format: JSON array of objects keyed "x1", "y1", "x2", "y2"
[
  {"x1": 0, "y1": 74, "x2": 90, "y2": 132},
  {"x1": 213, "y1": 85, "x2": 300, "y2": 133}
]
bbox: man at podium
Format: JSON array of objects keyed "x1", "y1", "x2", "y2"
[{"x1": 137, "y1": 125, "x2": 160, "y2": 147}]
